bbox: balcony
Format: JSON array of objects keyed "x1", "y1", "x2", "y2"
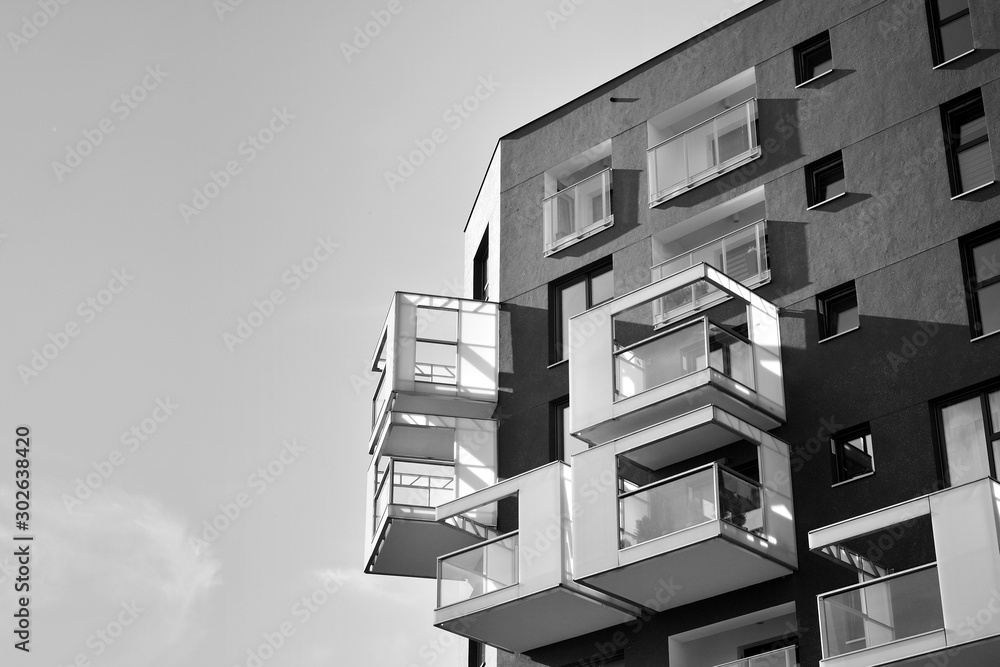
[
  {"x1": 364, "y1": 413, "x2": 497, "y2": 578},
  {"x1": 570, "y1": 263, "x2": 784, "y2": 447},
  {"x1": 543, "y1": 168, "x2": 613, "y2": 256},
  {"x1": 434, "y1": 463, "x2": 640, "y2": 654},
  {"x1": 809, "y1": 479, "x2": 1000, "y2": 666},
  {"x1": 668, "y1": 603, "x2": 799, "y2": 666},
  {"x1": 370, "y1": 293, "x2": 498, "y2": 433},
  {"x1": 648, "y1": 98, "x2": 759, "y2": 205},
  {"x1": 717, "y1": 646, "x2": 798, "y2": 667},
  {"x1": 652, "y1": 219, "x2": 769, "y2": 324},
  {"x1": 572, "y1": 405, "x2": 796, "y2": 609}
]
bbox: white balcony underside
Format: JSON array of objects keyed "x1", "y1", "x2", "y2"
[
  {"x1": 435, "y1": 584, "x2": 638, "y2": 655},
  {"x1": 392, "y1": 391, "x2": 497, "y2": 421},
  {"x1": 579, "y1": 527, "x2": 794, "y2": 611},
  {"x1": 366, "y1": 512, "x2": 486, "y2": 579}
]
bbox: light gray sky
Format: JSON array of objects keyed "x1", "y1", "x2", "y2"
[{"x1": 0, "y1": 1, "x2": 759, "y2": 665}]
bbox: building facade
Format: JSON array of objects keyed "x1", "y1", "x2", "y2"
[{"x1": 364, "y1": 0, "x2": 1000, "y2": 665}]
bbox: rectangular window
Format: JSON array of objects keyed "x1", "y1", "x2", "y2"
[
  {"x1": 831, "y1": 424, "x2": 874, "y2": 484},
  {"x1": 817, "y1": 281, "x2": 859, "y2": 340},
  {"x1": 473, "y1": 229, "x2": 489, "y2": 301},
  {"x1": 927, "y1": 0, "x2": 974, "y2": 66},
  {"x1": 806, "y1": 151, "x2": 846, "y2": 208},
  {"x1": 795, "y1": 31, "x2": 833, "y2": 85},
  {"x1": 414, "y1": 306, "x2": 459, "y2": 384},
  {"x1": 962, "y1": 223, "x2": 1000, "y2": 338},
  {"x1": 936, "y1": 382, "x2": 1000, "y2": 486},
  {"x1": 551, "y1": 260, "x2": 614, "y2": 362},
  {"x1": 552, "y1": 397, "x2": 588, "y2": 463},
  {"x1": 942, "y1": 90, "x2": 994, "y2": 197}
]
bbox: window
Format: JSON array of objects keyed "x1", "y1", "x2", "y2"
[
  {"x1": 927, "y1": 0, "x2": 974, "y2": 66},
  {"x1": 936, "y1": 382, "x2": 1000, "y2": 486},
  {"x1": 806, "y1": 151, "x2": 846, "y2": 208},
  {"x1": 817, "y1": 281, "x2": 858, "y2": 340},
  {"x1": 831, "y1": 424, "x2": 874, "y2": 484},
  {"x1": 962, "y1": 223, "x2": 1000, "y2": 338},
  {"x1": 552, "y1": 397, "x2": 588, "y2": 463},
  {"x1": 551, "y1": 260, "x2": 614, "y2": 362},
  {"x1": 473, "y1": 229, "x2": 489, "y2": 301},
  {"x1": 414, "y1": 306, "x2": 459, "y2": 384},
  {"x1": 942, "y1": 90, "x2": 994, "y2": 197},
  {"x1": 794, "y1": 31, "x2": 833, "y2": 85}
]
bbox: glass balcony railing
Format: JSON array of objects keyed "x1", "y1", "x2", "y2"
[
  {"x1": 543, "y1": 168, "x2": 613, "y2": 255},
  {"x1": 647, "y1": 98, "x2": 759, "y2": 204},
  {"x1": 651, "y1": 220, "x2": 768, "y2": 324},
  {"x1": 619, "y1": 463, "x2": 763, "y2": 549},
  {"x1": 371, "y1": 369, "x2": 391, "y2": 430},
  {"x1": 716, "y1": 646, "x2": 797, "y2": 667},
  {"x1": 438, "y1": 532, "x2": 519, "y2": 608},
  {"x1": 615, "y1": 317, "x2": 754, "y2": 400},
  {"x1": 819, "y1": 564, "x2": 944, "y2": 659},
  {"x1": 373, "y1": 459, "x2": 457, "y2": 531}
]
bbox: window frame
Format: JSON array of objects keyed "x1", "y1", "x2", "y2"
[
  {"x1": 806, "y1": 151, "x2": 847, "y2": 209},
  {"x1": 942, "y1": 89, "x2": 994, "y2": 198},
  {"x1": 961, "y1": 222, "x2": 1000, "y2": 339},
  {"x1": 473, "y1": 229, "x2": 489, "y2": 301},
  {"x1": 926, "y1": 0, "x2": 975, "y2": 67},
  {"x1": 794, "y1": 31, "x2": 834, "y2": 87},
  {"x1": 934, "y1": 380, "x2": 1000, "y2": 486},
  {"x1": 550, "y1": 259, "x2": 614, "y2": 363},
  {"x1": 817, "y1": 281, "x2": 859, "y2": 341},
  {"x1": 830, "y1": 423, "x2": 875, "y2": 486}
]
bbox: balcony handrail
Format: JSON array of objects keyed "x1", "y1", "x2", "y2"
[
  {"x1": 709, "y1": 320, "x2": 753, "y2": 347},
  {"x1": 650, "y1": 219, "x2": 767, "y2": 274},
  {"x1": 714, "y1": 645, "x2": 796, "y2": 667},
  {"x1": 437, "y1": 529, "x2": 520, "y2": 564},
  {"x1": 818, "y1": 562, "x2": 937, "y2": 600},
  {"x1": 613, "y1": 314, "x2": 707, "y2": 356},
  {"x1": 647, "y1": 97, "x2": 756, "y2": 153},
  {"x1": 542, "y1": 166, "x2": 612, "y2": 203},
  {"x1": 618, "y1": 461, "x2": 719, "y2": 500}
]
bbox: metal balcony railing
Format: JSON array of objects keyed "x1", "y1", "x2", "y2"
[
  {"x1": 818, "y1": 564, "x2": 944, "y2": 659},
  {"x1": 615, "y1": 316, "x2": 755, "y2": 400},
  {"x1": 647, "y1": 98, "x2": 759, "y2": 204},
  {"x1": 543, "y1": 168, "x2": 613, "y2": 255},
  {"x1": 619, "y1": 462, "x2": 763, "y2": 549},
  {"x1": 373, "y1": 459, "x2": 457, "y2": 532},
  {"x1": 437, "y1": 532, "x2": 519, "y2": 608},
  {"x1": 651, "y1": 220, "x2": 768, "y2": 324}
]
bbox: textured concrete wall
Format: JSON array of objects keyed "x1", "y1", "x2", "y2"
[{"x1": 484, "y1": 0, "x2": 1000, "y2": 664}]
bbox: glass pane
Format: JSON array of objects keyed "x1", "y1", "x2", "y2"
[
  {"x1": 652, "y1": 135, "x2": 687, "y2": 196},
  {"x1": 590, "y1": 267, "x2": 615, "y2": 306},
  {"x1": 718, "y1": 468, "x2": 763, "y2": 533},
  {"x1": 416, "y1": 307, "x2": 458, "y2": 342},
  {"x1": 724, "y1": 225, "x2": 762, "y2": 282},
  {"x1": 574, "y1": 172, "x2": 607, "y2": 232},
  {"x1": 708, "y1": 325, "x2": 755, "y2": 389},
  {"x1": 937, "y1": 0, "x2": 968, "y2": 20},
  {"x1": 686, "y1": 120, "x2": 719, "y2": 178},
  {"x1": 819, "y1": 175, "x2": 846, "y2": 202},
  {"x1": 393, "y1": 460, "x2": 455, "y2": 507},
  {"x1": 972, "y1": 237, "x2": 1000, "y2": 284},
  {"x1": 957, "y1": 142, "x2": 993, "y2": 193},
  {"x1": 806, "y1": 55, "x2": 833, "y2": 80},
  {"x1": 829, "y1": 295, "x2": 859, "y2": 335},
  {"x1": 842, "y1": 435, "x2": 874, "y2": 479},
  {"x1": 940, "y1": 15, "x2": 973, "y2": 62},
  {"x1": 821, "y1": 567, "x2": 944, "y2": 658},
  {"x1": 438, "y1": 535, "x2": 518, "y2": 607},
  {"x1": 977, "y1": 283, "x2": 1000, "y2": 336},
  {"x1": 989, "y1": 391, "x2": 1000, "y2": 435},
  {"x1": 414, "y1": 340, "x2": 457, "y2": 384},
  {"x1": 941, "y1": 396, "x2": 990, "y2": 485},
  {"x1": 748, "y1": 647, "x2": 796, "y2": 667},
  {"x1": 559, "y1": 280, "x2": 587, "y2": 359},
  {"x1": 716, "y1": 106, "x2": 751, "y2": 163},
  {"x1": 619, "y1": 467, "x2": 716, "y2": 548},
  {"x1": 616, "y1": 321, "x2": 706, "y2": 398},
  {"x1": 958, "y1": 115, "x2": 987, "y2": 146}
]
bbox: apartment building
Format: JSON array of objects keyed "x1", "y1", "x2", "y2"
[{"x1": 363, "y1": 0, "x2": 1000, "y2": 665}]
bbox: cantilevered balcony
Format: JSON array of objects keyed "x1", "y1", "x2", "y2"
[
  {"x1": 810, "y1": 479, "x2": 1000, "y2": 666},
  {"x1": 570, "y1": 263, "x2": 784, "y2": 447},
  {"x1": 370, "y1": 293, "x2": 498, "y2": 433},
  {"x1": 571, "y1": 405, "x2": 796, "y2": 609},
  {"x1": 434, "y1": 463, "x2": 641, "y2": 654},
  {"x1": 543, "y1": 167, "x2": 613, "y2": 256},
  {"x1": 364, "y1": 292, "x2": 499, "y2": 578},
  {"x1": 647, "y1": 68, "x2": 759, "y2": 206},
  {"x1": 364, "y1": 412, "x2": 497, "y2": 578}
]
